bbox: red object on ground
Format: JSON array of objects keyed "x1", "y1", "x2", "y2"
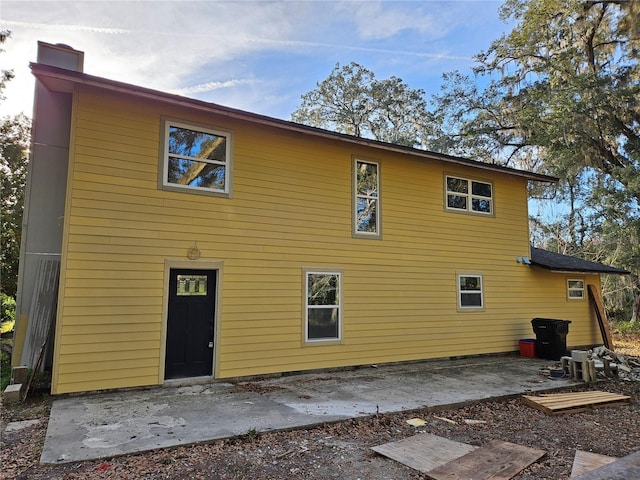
[{"x1": 519, "y1": 339, "x2": 536, "y2": 358}]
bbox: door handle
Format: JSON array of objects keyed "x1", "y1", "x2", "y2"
[{"x1": 208, "y1": 342, "x2": 213, "y2": 348}]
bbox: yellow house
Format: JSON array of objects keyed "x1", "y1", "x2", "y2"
[{"x1": 14, "y1": 42, "x2": 628, "y2": 395}]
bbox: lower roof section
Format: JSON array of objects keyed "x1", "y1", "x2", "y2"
[{"x1": 530, "y1": 247, "x2": 630, "y2": 275}]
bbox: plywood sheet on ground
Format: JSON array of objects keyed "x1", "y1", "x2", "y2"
[
  {"x1": 572, "y1": 450, "x2": 640, "y2": 480},
  {"x1": 570, "y1": 450, "x2": 617, "y2": 478},
  {"x1": 371, "y1": 433, "x2": 477, "y2": 473},
  {"x1": 522, "y1": 391, "x2": 630, "y2": 415},
  {"x1": 426, "y1": 439, "x2": 545, "y2": 480}
]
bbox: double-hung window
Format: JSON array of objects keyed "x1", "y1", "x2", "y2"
[
  {"x1": 305, "y1": 271, "x2": 341, "y2": 342},
  {"x1": 567, "y1": 279, "x2": 585, "y2": 300},
  {"x1": 354, "y1": 159, "x2": 380, "y2": 237},
  {"x1": 446, "y1": 176, "x2": 492, "y2": 214},
  {"x1": 162, "y1": 121, "x2": 231, "y2": 196},
  {"x1": 458, "y1": 274, "x2": 484, "y2": 310}
]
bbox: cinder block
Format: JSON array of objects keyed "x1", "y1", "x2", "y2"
[
  {"x1": 3, "y1": 383, "x2": 23, "y2": 403},
  {"x1": 572, "y1": 350, "x2": 589, "y2": 362},
  {"x1": 12, "y1": 366, "x2": 29, "y2": 385}
]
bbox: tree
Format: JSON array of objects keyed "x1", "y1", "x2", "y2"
[
  {"x1": 0, "y1": 31, "x2": 30, "y2": 297},
  {"x1": 0, "y1": 30, "x2": 14, "y2": 101},
  {"x1": 432, "y1": 0, "x2": 640, "y2": 323},
  {"x1": 434, "y1": 1, "x2": 639, "y2": 187},
  {"x1": 291, "y1": 62, "x2": 434, "y2": 148},
  {"x1": 0, "y1": 115, "x2": 29, "y2": 297}
]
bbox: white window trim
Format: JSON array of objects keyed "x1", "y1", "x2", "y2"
[
  {"x1": 160, "y1": 119, "x2": 233, "y2": 197},
  {"x1": 457, "y1": 273, "x2": 484, "y2": 311},
  {"x1": 445, "y1": 175, "x2": 493, "y2": 215},
  {"x1": 567, "y1": 278, "x2": 585, "y2": 300},
  {"x1": 353, "y1": 158, "x2": 381, "y2": 238},
  {"x1": 304, "y1": 269, "x2": 343, "y2": 344}
]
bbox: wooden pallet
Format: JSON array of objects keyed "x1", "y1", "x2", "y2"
[{"x1": 522, "y1": 391, "x2": 630, "y2": 415}]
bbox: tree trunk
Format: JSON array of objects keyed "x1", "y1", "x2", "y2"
[{"x1": 631, "y1": 292, "x2": 640, "y2": 326}]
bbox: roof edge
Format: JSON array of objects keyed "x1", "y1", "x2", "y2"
[
  {"x1": 530, "y1": 247, "x2": 630, "y2": 275},
  {"x1": 31, "y1": 62, "x2": 559, "y2": 183}
]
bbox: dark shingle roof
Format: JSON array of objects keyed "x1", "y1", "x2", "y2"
[
  {"x1": 30, "y1": 62, "x2": 559, "y2": 184},
  {"x1": 530, "y1": 247, "x2": 629, "y2": 274}
]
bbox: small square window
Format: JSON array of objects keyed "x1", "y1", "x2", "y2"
[
  {"x1": 161, "y1": 121, "x2": 232, "y2": 196},
  {"x1": 458, "y1": 274, "x2": 484, "y2": 310},
  {"x1": 305, "y1": 271, "x2": 341, "y2": 342},
  {"x1": 567, "y1": 279, "x2": 585, "y2": 300}
]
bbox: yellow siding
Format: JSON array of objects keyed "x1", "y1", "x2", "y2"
[{"x1": 51, "y1": 86, "x2": 602, "y2": 393}]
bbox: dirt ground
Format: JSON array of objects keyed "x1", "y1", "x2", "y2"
[{"x1": 2, "y1": 336, "x2": 639, "y2": 480}]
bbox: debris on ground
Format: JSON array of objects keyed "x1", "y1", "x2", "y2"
[
  {"x1": 426, "y1": 439, "x2": 545, "y2": 480},
  {"x1": 405, "y1": 418, "x2": 426, "y2": 427},
  {"x1": 521, "y1": 391, "x2": 631, "y2": 415},
  {"x1": 2, "y1": 379, "x2": 638, "y2": 480},
  {"x1": 433, "y1": 415, "x2": 457, "y2": 425},
  {"x1": 2, "y1": 333, "x2": 639, "y2": 480},
  {"x1": 463, "y1": 419, "x2": 487, "y2": 425},
  {"x1": 592, "y1": 346, "x2": 640, "y2": 382}
]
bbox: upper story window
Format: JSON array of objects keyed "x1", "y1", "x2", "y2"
[
  {"x1": 446, "y1": 175, "x2": 492, "y2": 215},
  {"x1": 458, "y1": 274, "x2": 484, "y2": 310},
  {"x1": 567, "y1": 279, "x2": 585, "y2": 300},
  {"x1": 161, "y1": 120, "x2": 231, "y2": 196},
  {"x1": 354, "y1": 159, "x2": 380, "y2": 237},
  {"x1": 305, "y1": 271, "x2": 342, "y2": 342}
]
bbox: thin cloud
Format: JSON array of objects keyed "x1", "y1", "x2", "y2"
[
  {"x1": 245, "y1": 37, "x2": 471, "y2": 61},
  {"x1": 1, "y1": 20, "x2": 128, "y2": 35},
  {"x1": 172, "y1": 79, "x2": 258, "y2": 95},
  {"x1": 343, "y1": 1, "x2": 439, "y2": 40},
  {"x1": 1, "y1": 0, "x2": 498, "y2": 120},
  {"x1": 318, "y1": 42, "x2": 471, "y2": 62}
]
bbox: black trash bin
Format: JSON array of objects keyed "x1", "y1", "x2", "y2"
[{"x1": 531, "y1": 318, "x2": 571, "y2": 360}]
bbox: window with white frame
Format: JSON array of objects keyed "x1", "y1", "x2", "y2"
[
  {"x1": 458, "y1": 274, "x2": 483, "y2": 309},
  {"x1": 446, "y1": 176, "x2": 492, "y2": 214},
  {"x1": 305, "y1": 271, "x2": 341, "y2": 341},
  {"x1": 355, "y1": 160, "x2": 380, "y2": 236},
  {"x1": 567, "y1": 279, "x2": 585, "y2": 299},
  {"x1": 162, "y1": 121, "x2": 231, "y2": 195}
]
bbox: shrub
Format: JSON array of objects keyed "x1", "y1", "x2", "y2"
[
  {"x1": 614, "y1": 319, "x2": 640, "y2": 335},
  {"x1": 1, "y1": 293, "x2": 16, "y2": 324},
  {"x1": 0, "y1": 349, "x2": 11, "y2": 390}
]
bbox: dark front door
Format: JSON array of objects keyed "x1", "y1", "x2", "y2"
[{"x1": 165, "y1": 269, "x2": 216, "y2": 379}]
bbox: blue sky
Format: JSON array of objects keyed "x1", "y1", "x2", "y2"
[{"x1": 1, "y1": 0, "x2": 511, "y2": 120}]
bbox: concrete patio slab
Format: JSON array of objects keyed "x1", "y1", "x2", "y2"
[{"x1": 41, "y1": 355, "x2": 575, "y2": 464}]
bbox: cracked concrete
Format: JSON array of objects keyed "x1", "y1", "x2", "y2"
[{"x1": 41, "y1": 355, "x2": 574, "y2": 464}]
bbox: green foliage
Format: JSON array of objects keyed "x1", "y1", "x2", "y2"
[
  {"x1": 0, "y1": 292, "x2": 14, "y2": 391},
  {"x1": 1, "y1": 349, "x2": 11, "y2": 391},
  {"x1": 431, "y1": 0, "x2": 640, "y2": 321},
  {"x1": 1, "y1": 292, "x2": 16, "y2": 324},
  {"x1": 0, "y1": 30, "x2": 15, "y2": 101},
  {"x1": 243, "y1": 427, "x2": 260, "y2": 441},
  {"x1": 291, "y1": 62, "x2": 433, "y2": 148},
  {"x1": 1, "y1": 31, "x2": 30, "y2": 297},
  {"x1": 434, "y1": 1, "x2": 639, "y2": 183},
  {"x1": 614, "y1": 319, "x2": 640, "y2": 335},
  {"x1": 1, "y1": 114, "x2": 30, "y2": 297}
]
